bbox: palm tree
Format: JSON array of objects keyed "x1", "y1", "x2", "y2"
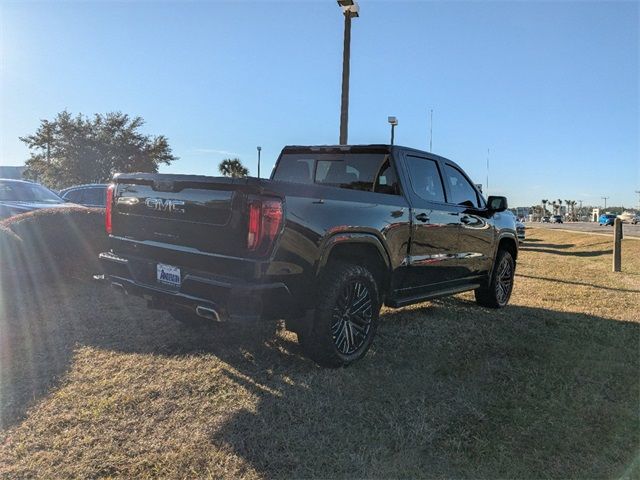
[
  {"x1": 557, "y1": 199, "x2": 563, "y2": 216},
  {"x1": 551, "y1": 201, "x2": 557, "y2": 215},
  {"x1": 531, "y1": 205, "x2": 542, "y2": 221},
  {"x1": 218, "y1": 158, "x2": 249, "y2": 178},
  {"x1": 541, "y1": 199, "x2": 548, "y2": 216},
  {"x1": 565, "y1": 199, "x2": 572, "y2": 220}
]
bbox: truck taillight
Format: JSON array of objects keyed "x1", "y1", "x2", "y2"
[
  {"x1": 105, "y1": 184, "x2": 115, "y2": 234},
  {"x1": 247, "y1": 198, "x2": 283, "y2": 254}
]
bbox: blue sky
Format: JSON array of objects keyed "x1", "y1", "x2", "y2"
[{"x1": 1, "y1": 0, "x2": 638, "y2": 208}]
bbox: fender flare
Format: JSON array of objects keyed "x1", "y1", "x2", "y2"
[
  {"x1": 494, "y1": 232, "x2": 519, "y2": 260},
  {"x1": 316, "y1": 232, "x2": 392, "y2": 277}
]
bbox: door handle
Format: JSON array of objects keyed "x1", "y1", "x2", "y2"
[
  {"x1": 415, "y1": 213, "x2": 430, "y2": 222},
  {"x1": 460, "y1": 215, "x2": 472, "y2": 224}
]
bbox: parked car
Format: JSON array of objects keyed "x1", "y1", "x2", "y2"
[
  {"x1": 551, "y1": 215, "x2": 563, "y2": 224},
  {"x1": 59, "y1": 184, "x2": 107, "y2": 207},
  {"x1": 0, "y1": 178, "x2": 78, "y2": 220},
  {"x1": 599, "y1": 214, "x2": 617, "y2": 226},
  {"x1": 100, "y1": 144, "x2": 519, "y2": 367},
  {"x1": 516, "y1": 220, "x2": 526, "y2": 243},
  {"x1": 541, "y1": 216, "x2": 550, "y2": 223},
  {"x1": 632, "y1": 215, "x2": 639, "y2": 225}
]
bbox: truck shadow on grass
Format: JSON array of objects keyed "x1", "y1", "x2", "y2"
[
  {"x1": 1, "y1": 277, "x2": 638, "y2": 478},
  {"x1": 516, "y1": 273, "x2": 640, "y2": 294},
  {"x1": 520, "y1": 239, "x2": 613, "y2": 258},
  {"x1": 205, "y1": 298, "x2": 639, "y2": 479}
]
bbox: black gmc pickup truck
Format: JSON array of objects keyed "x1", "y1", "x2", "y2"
[{"x1": 100, "y1": 144, "x2": 517, "y2": 367}]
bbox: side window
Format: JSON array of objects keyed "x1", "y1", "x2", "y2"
[
  {"x1": 84, "y1": 187, "x2": 105, "y2": 206},
  {"x1": 373, "y1": 159, "x2": 399, "y2": 195},
  {"x1": 443, "y1": 164, "x2": 480, "y2": 208},
  {"x1": 63, "y1": 190, "x2": 83, "y2": 203},
  {"x1": 405, "y1": 156, "x2": 446, "y2": 203}
]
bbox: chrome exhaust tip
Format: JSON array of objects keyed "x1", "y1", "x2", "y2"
[{"x1": 196, "y1": 305, "x2": 222, "y2": 322}]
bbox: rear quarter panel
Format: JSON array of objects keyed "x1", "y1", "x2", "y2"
[{"x1": 267, "y1": 181, "x2": 411, "y2": 306}]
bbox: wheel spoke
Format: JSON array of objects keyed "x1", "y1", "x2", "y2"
[
  {"x1": 342, "y1": 323, "x2": 351, "y2": 353},
  {"x1": 497, "y1": 259, "x2": 509, "y2": 279},
  {"x1": 331, "y1": 317, "x2": 343, "y2": 336},
  {"x1": 346, "y1": 322, "x2": 356, "y2": 349},
  {"x1": 351, "y1": 297, "x2": 372, "y2": 316},
  {"x1": 351, "y1": 309, "x2": 371, "y2": 327},
  {"x1": 331, "y1": 278, "x2": 374, "y2": 355},
  {"x1": 492, "y1": 255, "x2": 514, "y2": 306}
]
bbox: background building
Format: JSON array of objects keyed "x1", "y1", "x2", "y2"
[{"x1": 0, "y1": 166, "x2": 25, "y2": 179}]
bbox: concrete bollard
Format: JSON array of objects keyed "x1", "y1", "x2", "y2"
[{"x1": 613, "y1": 218, "x2": 622, "y2": 272}]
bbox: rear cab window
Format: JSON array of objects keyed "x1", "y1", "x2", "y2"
[{"x1": 272, "y1": 152, "x2": 400, "y2": 195}]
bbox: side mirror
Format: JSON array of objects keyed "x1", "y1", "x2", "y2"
[{"x1": 487, "y1": 196, "x2": 508, "y2": 212}]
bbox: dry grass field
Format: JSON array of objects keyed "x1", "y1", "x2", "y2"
[{"x1": 0, "y1": 228, "x2": 638, "y2": 479}]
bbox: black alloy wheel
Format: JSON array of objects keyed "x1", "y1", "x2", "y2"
[
  {"x1": 475, "y1": 249, "x2": 515, "y2": 309},
  {"x1": 494, "y1": 254, "x2": 514, "y2": 306},
  {"x1": 299, "y1": 262, "x2": 380, "y2": 368},
  {"x1": 331, "y1": 280, "x2": 374, "y2": 355}
]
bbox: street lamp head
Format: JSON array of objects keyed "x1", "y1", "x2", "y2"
[
  {"x1": 388, "y1": 116, "x2": 398, "y2": 126},
  {"x1": 257, "y1": 146, "x2": 261, "y2": 152},
  {"x1": 337, "y1": 0, "x2": 359, "y2": 17}
]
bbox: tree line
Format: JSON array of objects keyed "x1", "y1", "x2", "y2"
[{"x1": 20, "y1": 110, "x2": 251, "y2": 189}]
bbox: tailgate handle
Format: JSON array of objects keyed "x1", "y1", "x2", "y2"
[{"x1": 415, "y1": 213, "x2": 429, "y2": 222}]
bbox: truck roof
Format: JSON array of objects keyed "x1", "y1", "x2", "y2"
[{"x1": 281, "y1": 144, "x2": 461, "y2": 168}]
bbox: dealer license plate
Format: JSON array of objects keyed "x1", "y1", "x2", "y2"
[{"x1": 157, "y1": 263, "x2": 181, "y2": 287}]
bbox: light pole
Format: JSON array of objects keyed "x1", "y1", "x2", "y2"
[
  {"x1": 257, "y1": 146, "x2": 262, "y2": 178},
  {"x1": 388, "y1": 116, "x2": 398, "y2": 145},
  {"x1": 578, "y1": 200, "x2": 583, "y2": 220},
  {"x1": 337, "y1": 0, "x2": 359, "y2": 145},
  {"x1": 429, "y1": 109, "x2": 433, "y2": 152},
  {"x1": 602, "y1": 196, "x2": 609, "y2": 210}
]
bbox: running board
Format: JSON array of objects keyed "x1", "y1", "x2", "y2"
[{"x1": 387, "y1": 284, "x2": 480, "y2": 308}]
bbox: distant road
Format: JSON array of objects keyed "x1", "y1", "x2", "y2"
[{"x1": 529, "y1": 221, "x2": 640, "y2": 238}]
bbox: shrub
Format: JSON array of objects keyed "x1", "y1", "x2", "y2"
[
  {"x1": 0, "y1": 207, "x2": 107, "y2": 279},
  {"x1": 0, "y1": 224, "x2": 24, "y2": 276}
]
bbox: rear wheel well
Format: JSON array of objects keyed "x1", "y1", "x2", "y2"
[
  {"x1": 498, "y1": 237, "x2": 518, "y2": 261},
  {"x1": 322, "y1": 243, "x2": 389, "y2": 300}
]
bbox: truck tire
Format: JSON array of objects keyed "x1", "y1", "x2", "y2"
[
  {"x1": 474, "y1": 249, "x2": 515, "y2": 308},
  {"x1": 300, "y1": 262, "x2": 380, "y2": 368}
]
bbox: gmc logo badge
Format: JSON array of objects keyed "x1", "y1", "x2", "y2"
[{"x1": 145, "y1": 198, "x2": 185, "y2": 214}]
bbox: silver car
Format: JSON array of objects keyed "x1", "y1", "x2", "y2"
[{"x1": 516, "y1": 220, "x2": 526, "y2": 243}]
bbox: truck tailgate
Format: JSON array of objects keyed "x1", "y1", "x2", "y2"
[{"x1": 111, "y1": 174, "x2": 267, "y2": 257}]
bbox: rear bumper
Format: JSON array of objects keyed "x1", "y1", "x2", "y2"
[{"x1": 99, "y1": 251, "x2": 294, "y2": 321}]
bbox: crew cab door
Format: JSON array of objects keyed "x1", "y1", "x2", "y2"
[
  {"x1": 440, "y1": 162, "x2": 494, "y2": 279},
  {"x1": 397, "y1": 153, "x2": 463, "y2": 295}
]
